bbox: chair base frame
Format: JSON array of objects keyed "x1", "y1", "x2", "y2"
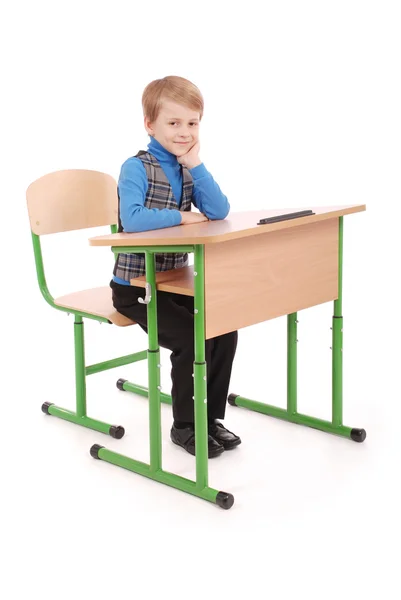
[{"x1": 42, "y1": 314, "x2": 148, "y2": 437}]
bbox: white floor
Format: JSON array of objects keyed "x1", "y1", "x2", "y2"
[{"x1": 4, "y1": 295, "x2": 399, "y2": 598}]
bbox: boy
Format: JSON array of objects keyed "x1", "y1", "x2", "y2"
[{"x1": 110, "y1": 75, "x2": 241, "y2": 458}]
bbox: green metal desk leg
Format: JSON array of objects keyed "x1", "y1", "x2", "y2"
[
  {"x1": 193, "y1": 244, "x2": 209, "y2": 489},
  {"x1": 228, "y1": 217, "x2": 366, "y2": 443},
  {"x1": 332, "y1": 216, "x2": 344, "y2": 428},
  {"x1": 144, "y1": 252, "x2": 162, "y2": 472},
  {"x1": 332, "y1": 217, "x2": 366, "y2": 441},
  {"x1": 287, "y1": 312, "x2": 298, "y2": 416},
  {"x1": 91, "y1": 246, "x2": 234, "y2": 509},
  {"x1": 193, "y1": 245, "x2": 234, "y2": 508}
]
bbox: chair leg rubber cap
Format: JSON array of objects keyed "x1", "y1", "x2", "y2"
[
  {"x1": 41, "y1": 402, "x2": 54, "y2": 415},
  {"x1": 216, "y1": 491, "x2": 234, "y2": 510},
  {"x1": 109, "y1": 425, "x2": 125, "y2": 439},
  {"x1": 227, "y1": 394, "x2": 239, "y2": 407},
  {"x1": 350, "y1": 428, "x2": 366, "y2": 443},
  {"x1": 90, "y1": 444, "x2": 105, "y2": 459},
  {"x1": 116, "y1": 378, "x2": 127, "y2": 391}
]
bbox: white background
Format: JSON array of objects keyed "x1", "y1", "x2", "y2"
[{"x1": 1, "y1": 0, "x2": 400, "y2": 598}]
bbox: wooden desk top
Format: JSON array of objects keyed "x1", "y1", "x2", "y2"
[{"x1": 89, "y1": 205, "x2": 365, "y2": 247}]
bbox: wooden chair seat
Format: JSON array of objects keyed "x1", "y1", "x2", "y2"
[
  {"x1": 54, "y1": 286, "x2": 135, "y2": 327},
  {"x1": 54, "y1": 265, "x2": 195, "y2": 327}
]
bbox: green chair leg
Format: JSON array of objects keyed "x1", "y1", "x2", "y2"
[{"x1": 40, "y1": 315, "x2": 147, "y2": 438}]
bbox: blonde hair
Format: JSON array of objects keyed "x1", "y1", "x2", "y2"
[{"x1": 142, "y1": 75, "x2": 204, "y2": 124}]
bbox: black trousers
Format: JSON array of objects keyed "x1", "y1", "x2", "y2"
[{"x1": 110, "y1": 280, "x2": 238, "y2": 423}]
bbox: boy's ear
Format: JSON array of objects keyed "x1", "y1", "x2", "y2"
[{"x1": 144, "y1": 115, "x2": 152, "y2": 135}]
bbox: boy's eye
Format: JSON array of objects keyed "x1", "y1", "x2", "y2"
[{"x1": 169, "y1": 122, "x2": 197, "y2": 126}]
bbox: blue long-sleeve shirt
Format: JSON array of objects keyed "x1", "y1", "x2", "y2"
[{"x1": 113, "y1": 135, "x2": 230, "y2": 285}]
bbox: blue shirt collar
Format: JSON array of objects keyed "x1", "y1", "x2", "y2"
[{"x1": 147, "y1": 135, "x2": 180, "y2": 167}]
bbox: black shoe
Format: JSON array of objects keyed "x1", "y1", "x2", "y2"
[
  {"x1": 170, "y1": 424, "x2": 225, "y2": 458},
  {"x1": 208, "y1": 420, "x2": 242, "y2": 450}
]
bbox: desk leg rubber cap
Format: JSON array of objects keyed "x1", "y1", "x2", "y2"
[
  {"x1": 109, "y1": 425, "x2": 125, "y2": 439},
  {"x1": 116, "y1": 378, "x2": 127, "y2": 391},
  {"x1": 41, "y1": 402, "x2": 54, "y2": 414},
  {"x1": 228, "y1": 394, "x2": 239, "y2": 407},
  {"x1": 216, "y1": 492, "x2": 234, "y2": 510},
  {"x1": 90, "y1": 444, "x2": 104, "y2": 459},
  {"x1": 350, "y1": 428, "x2": 366, "y2": 443}
]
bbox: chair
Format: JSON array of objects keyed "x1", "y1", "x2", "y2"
[{"x1": 26, "y1": 169, "x2": 148, "y2": 438}]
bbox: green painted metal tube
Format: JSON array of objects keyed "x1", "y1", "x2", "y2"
[
  {"x1": 193, "y1": 245, "x2": 208, "y2": 490},
  {"x1": 74, "y1": 315, "x2": 87, "y2": 418},
  {"x1": 110, "y1": 224, "x2": 118, "y2": 255},
  {"x1": 332, "y1": 217, "x2": 343, "y2": 427},
  {"x1": 145, "y1": 251, "x2": 162, "y2": 473},
  {"x1": 230, "y1": 395, "x2": 353, "y2": 439},
  {"x1": 85, "y1": 351, "x2": 147, "y2": 375},
  {"x1": 31, "y1": 233, "x2": 110, "y2": 323},
  {"x1": 98, "y1": 448, "x2": 219, "y2": 503},
  {"x1": 334, "y1": 217, "x2": 343, "y2": 317},
  {"x1": 48, "y1": 405, "x2": 113, "y2": 435},
  {"x1": 287, "y1": 313, "x2": 297, "y2": 415},
  {"x1": 89, "y1": 242, "x2": 235, "y2": 505},
  {"x1": 332, "y1": 318, "x2": 343, "y2": 426},
  {"x1": 120, "y1": 381, "x2": 172, "y2": 405},
  {"x1": 31, "y1": 232, "x2": 57, "y2": 307}
]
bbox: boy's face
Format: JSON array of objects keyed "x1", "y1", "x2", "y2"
[{"x1": 144, "y1": 100, "x2": 200, "y2": 157}]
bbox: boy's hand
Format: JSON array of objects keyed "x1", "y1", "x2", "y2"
[
  {"x1": 177, "y1": 141, "x2": 202, "y2": 169},
  {"x1": 180, "y1": 211, "x2": 209, "y2": 225}
]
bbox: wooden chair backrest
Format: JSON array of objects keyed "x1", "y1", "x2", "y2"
[{"x1": 26, "y1": 169, "x2": 118, "y2": 235}]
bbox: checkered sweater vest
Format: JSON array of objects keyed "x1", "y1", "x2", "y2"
[{"x1": 113, "y1": 150, "x2": 193, "y2": 281}]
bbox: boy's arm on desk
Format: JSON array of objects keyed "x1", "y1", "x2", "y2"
[{"x1": 188, "y1": 163, "x2": 230, "y2": 220}]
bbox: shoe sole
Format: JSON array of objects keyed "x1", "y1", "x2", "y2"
[{"x1": 170, "y1": 436, "x2": 225, "y2": 458}]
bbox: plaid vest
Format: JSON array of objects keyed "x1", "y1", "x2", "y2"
[{"x1": 113, "y1": 150, "x2": 193, "y2": 281}]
